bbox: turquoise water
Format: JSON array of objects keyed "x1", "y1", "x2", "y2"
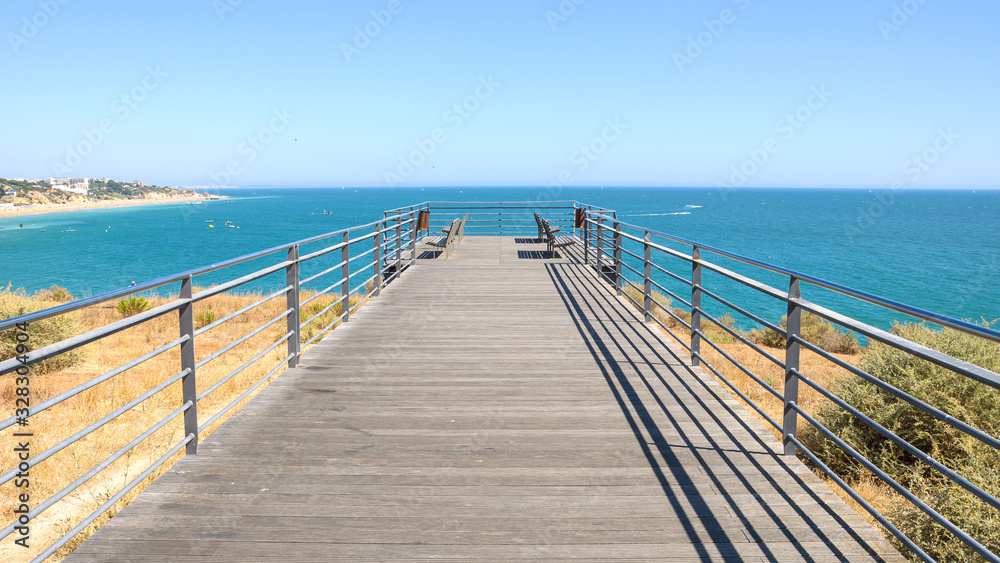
[{"x1": 1, "y1": 187, "x2": 997, "y2": 331}]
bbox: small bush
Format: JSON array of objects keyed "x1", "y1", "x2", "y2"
[
  {"x1": 804, "y1": 320, "x2": 1000, "y2": 561},
  {"x1": 808, "y1": 321, "x2": 1000, "y2": 482},
  {"x1": 195, "y1": 310, "x2": 216, "y2": 329},
  {"x1": 749, "y1": 312, "x2": 859, "y2": 355},
  {"x1": 0, "y1": 284, "x2": 80, "y2": 373},
  {"x1": 49, "y1": 285, "x2": 74, "y2": 303},
  {"x1": 115, "y1": 295, "x2": 150, "y2": 317}
]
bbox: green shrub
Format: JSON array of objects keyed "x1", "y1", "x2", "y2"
[
  {"x1": 749, "y1": 312, "x2": 859, "y2": 355},
  {"x1": 889, "y1": 454, "x2": 1000, "y2": 562},
  {"x1": 0, "y1": 284, "x2": 80, "y2": 373},
  {"x1": 115, "y1": 295, "x2": 150, "y2": 317},
  {"x1": 49, "y1": 285, "x2": 74, "y2": 303},
  {"x1": 805, "y1": 320, "x2": 1000, "y2": 561},
  {"x1": 195, "y1": 310, "x2": 216, "y2": 329}
]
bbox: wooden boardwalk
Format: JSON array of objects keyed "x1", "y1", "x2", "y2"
[{"x1": 66, "y1": 237, "x2": 904, "y2": 562}]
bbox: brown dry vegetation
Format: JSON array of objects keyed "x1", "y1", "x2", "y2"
[{"x1": 0, "y1": 284, "x2": 367, "y2": 561}]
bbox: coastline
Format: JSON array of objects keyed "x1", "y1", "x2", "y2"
[{"x1": 0, "y1": 194, "x2": 227, "y2": 219}]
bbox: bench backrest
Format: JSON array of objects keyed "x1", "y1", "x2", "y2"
[
  {"x1": 540, "y1": 218, "x2": 557, "y2": 242},
  {"x1": 444, "y1": 218, "x2": 461, "y2": 245}
]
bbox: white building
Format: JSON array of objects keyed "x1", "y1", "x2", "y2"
[{"x1": 52, "y1": 184, "x2": 88, "y2": 195}]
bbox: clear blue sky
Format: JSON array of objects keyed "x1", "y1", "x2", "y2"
[{"x1": 2, "y1": 0, "x2": 997, "y2": 189}]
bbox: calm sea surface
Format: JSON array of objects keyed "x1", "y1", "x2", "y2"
[{"x1": 1, "y1": 187, "x2": 997, "y2": 331}]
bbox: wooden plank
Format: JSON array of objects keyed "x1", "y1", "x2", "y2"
[{"x1": 64, "y1": 236, "x2": 905, "y2": 562}]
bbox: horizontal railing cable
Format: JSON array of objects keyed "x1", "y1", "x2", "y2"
[
  {"x1": 198, "y1": 349, "x2": 294, "y2": 433},
  {"x1": 195, "y1": 308, "x2": 292, "y2": 370},
  {"x1": 0, "y1": 335, "x2": 187, "y2": 432},
  {"x1": 32, "y1": 433, "x2": 195, "y2": 563},
  {"x1": 790, "y1": 403, "x2": 1000, "y2": 562},
  {"x1": 792, "y1": 336, "x2": 1000, "y2": 453},
  {"x1": 194, "y1": 286, "x2": 290, "y2": 336},
  {"x1": 0, "y1": 403, "x2": 192, "y2": 542},
  {"x1": 0, "y1": 367, "x2": 189, "y2": 487},
  {"x1": 197, "y1": 330, "x2": 293, "y2": 402}
]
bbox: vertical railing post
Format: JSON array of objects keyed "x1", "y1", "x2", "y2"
[
  {"x1": 341, "y1": 232, "x2": 350, "y2": 323},
  {"x1": 285, "y1": 245, "x2": 300, "y2": 368},
  {"x1": 643, "y1": 231, "x2": 652, "y2": 322},
  {"x1": 395, "y1": 216, "x2": 403, "y2": 277},
  {"x1": 690, "y1": 246, "x2": 702, "y2": 367},
  {"x1": 783, "y1": 277, "x2": 802, "y2": 456},
  {"x1": 178, "y1": 275, "x2": 198, "y2": 454},
  {"x1": 409, "y1": 210, "x2": 418, "y2": 265},
  {"x1": 583, "y1": 208, "x2": 590, "y2": 266},
  {"x1": 596, "y1": 215, "x2": 605, "y2": 278},
  {"x1": 613, "y1": 220, "x2": 622, "y2": 295},
  {"x1": 374, "y1": 223, "x2": 382, "y2": 297},
  {"x1": 499, "y1": 202, "x2": 503, "y2": 237}
]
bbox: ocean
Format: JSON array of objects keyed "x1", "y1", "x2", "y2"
[{"x1": 1, "y1": 187, "x2": 997, "y2": 332}]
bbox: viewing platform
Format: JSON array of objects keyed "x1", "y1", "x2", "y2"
[
  {"x1": 63, "y1": 237, "x2": 902, "y2": 561},
  {"x1": 6, "y1": 201, "x2": 999, "y2": 561}
]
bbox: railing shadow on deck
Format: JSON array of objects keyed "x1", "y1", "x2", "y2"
[{"x1": 544, "y1": 256, "x2": 896, "y2": 562}]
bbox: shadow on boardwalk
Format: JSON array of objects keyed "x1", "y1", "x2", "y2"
[{"x1": 547, "y1": 261, "x2": 899, "y2": 562}]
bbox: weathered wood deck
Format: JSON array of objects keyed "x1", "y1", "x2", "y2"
[{"x1": 66, "y1": 237, "x2": 904, "y2": 562}]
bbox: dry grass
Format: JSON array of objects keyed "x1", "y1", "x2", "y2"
[
  {"x1": 621, "y1": 284, "x2": 903, "y2": 539},
  {"x1": 0, "y1": 284, "x2": 367, "y2": 561}
]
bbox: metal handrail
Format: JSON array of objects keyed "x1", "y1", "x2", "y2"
[
  {"x1": 0, "y1": 213, "x2": 411, "y2": 332},
  {"x1": 580, "y1": 208, "x2": 1000, "y2": 562},
  {"x1": 0, "y1": 208, "x2": 420, "y2": 560},
  {"x1": 5, "y1": 200, "x2": 997, "y2": 561},
  {"x1": 585, "y1": 211, "x2": 1000, "y2": 344}
]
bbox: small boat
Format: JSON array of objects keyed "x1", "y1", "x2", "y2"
[
  {"x1": 206, "y1": 220, "x2": 214, "y2": 223},
  {"x1": 208, "y1": 225, "x2": 215, "y2": 228},
  {"x1": 227, "y1": 224, "x2": 236, "y2": 228}
]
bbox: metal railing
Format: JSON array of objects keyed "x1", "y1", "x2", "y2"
[
  {"x1": 579, "y1": 208, "x2": 1000, "y2": 562},
  {"x1": 0, "y1": 210, "x2": 419, "y2": 561},
  {"x1": 384, "y1": 200, "x2": 616, "y2": 239},
  {"x1": 4, "y1": 200, "x2": 998, "y2": 561}
]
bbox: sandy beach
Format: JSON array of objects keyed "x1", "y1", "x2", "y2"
[{"x1": 0, "y1": 194, "x2": 226, "y2": 219}]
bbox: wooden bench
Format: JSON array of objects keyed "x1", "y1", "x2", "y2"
[
  {"x1": 533, "y1": 212, "x2": 559, "y2": 241},
  {"x1": 427, "y1": 218, "x2": 461, "y2": 258},
  {"x1": 441, "y1": 214, "x2": 468, "y2": 243},
  {"x1": 540, "y1": 217, "x2": 575, "y2": 257}
]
